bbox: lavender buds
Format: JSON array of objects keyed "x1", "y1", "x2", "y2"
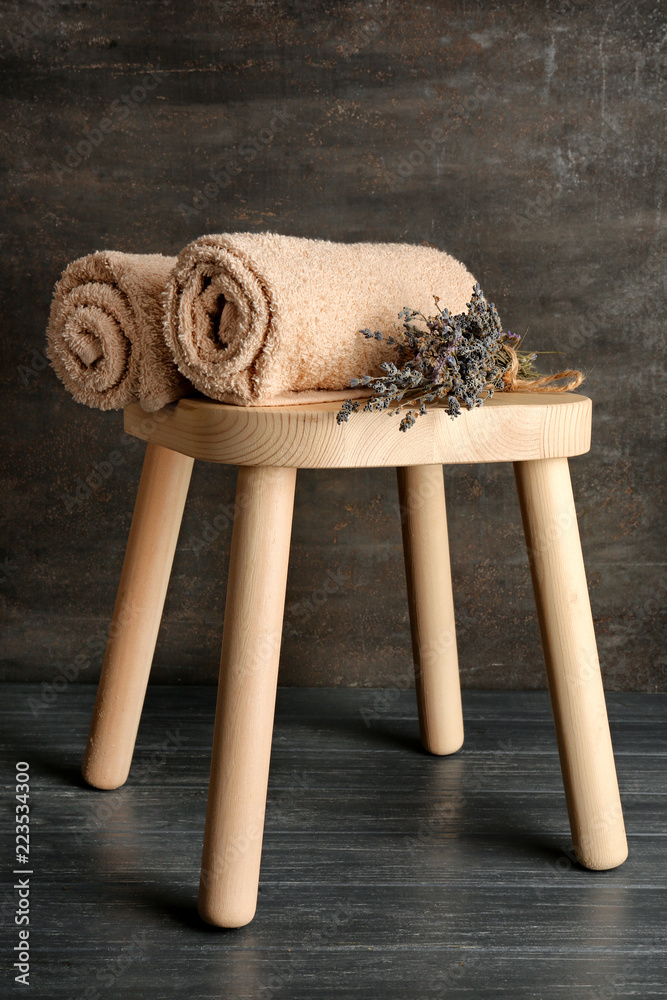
[{"x1": 337, "y1": 284, "x2": 582, "y2": 432}]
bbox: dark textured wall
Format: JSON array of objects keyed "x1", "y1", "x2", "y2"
[{"x1": 0, "y1": 0, "x2": 664, "y2": 690}]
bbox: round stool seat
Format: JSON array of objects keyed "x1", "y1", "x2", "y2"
[{"x1": 124, "y1": 391, "x2": 592, "y2": 468}]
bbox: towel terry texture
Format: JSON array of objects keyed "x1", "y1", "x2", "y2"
[
  {"x1": 163, "y1": 232, "x2": 477, "y2": 406},
  {"x1": 47, "y1": 235, "x2": 477, "y2": 410},
  {"x1": 46, "y1": 251, "x2": 190, "y2": 412}
]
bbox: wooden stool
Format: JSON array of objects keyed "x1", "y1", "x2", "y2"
[{"x1": 82, "y1": 392, "x2": 628, "y2": 927}]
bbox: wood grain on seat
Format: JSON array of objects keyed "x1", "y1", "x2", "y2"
[{"x1": 124, "y1": 392, "x2": 592, "y2": 468}]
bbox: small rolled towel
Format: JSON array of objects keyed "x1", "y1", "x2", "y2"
[
  {"x1": 47, "y1": 251, "x2": 190, "y2": 411},
  {"x1": 163, "y1": 232, "x2": 477, "y2": 406}
]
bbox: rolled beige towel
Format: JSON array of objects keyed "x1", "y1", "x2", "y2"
[
  {"x1": 163, "y1": 232, "x2": 477, "y2": 406},
  {"x1": 47, "y1": 251, "x2": 190, "y2": 411}
]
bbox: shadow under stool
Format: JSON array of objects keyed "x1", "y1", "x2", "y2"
[{"x1": 81, "y1": 391, "x2": 628, "y2": 927}]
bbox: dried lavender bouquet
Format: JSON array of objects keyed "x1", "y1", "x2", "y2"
[{"x1": 337, "y1": 284, "x2": 583, "y2": 432}]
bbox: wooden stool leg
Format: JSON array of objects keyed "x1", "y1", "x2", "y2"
[
  {"x1": 82, "y1": 442, "x2": 194, "y2": 790},
  {"x1": 514, "y1": 457, "x2": 627, "y2": 870},
  {"x1": 199, "y1": 464, "x2": 297, "y2": 928},
  {"x1": 397, "y1": 465, "x2": 464, "y2": 755}
]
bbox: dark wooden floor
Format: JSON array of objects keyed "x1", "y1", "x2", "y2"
[{"x1": 1, "y1": 685, "x2": 665, "y2": 999}]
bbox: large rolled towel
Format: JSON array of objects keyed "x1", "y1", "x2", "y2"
[
  {"x1": 163, "y1": 232, "x2": 477, "y2": 405},
  {"x1": 47, "y1": 251, "x2": 190, "y2": 411}
]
